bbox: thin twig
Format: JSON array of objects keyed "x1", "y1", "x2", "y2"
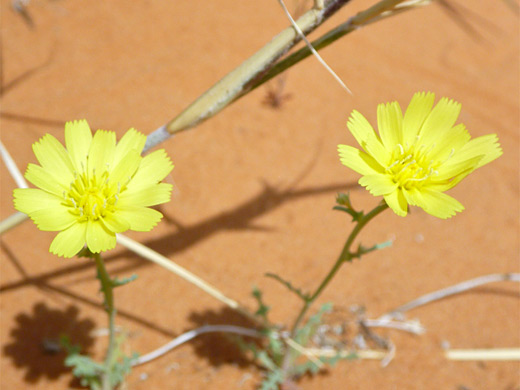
[
  {"x1": 132, "y1": 325, "x2": 263, "y2": 366},
  {"x1": 304, "y1": 347, "x2": 385, "y2": 359},
  {"x1": 380, "y1": 273, "x2": 520, "y2": 321},
  {"x1": 0, "y1": 139, "x2": 27, "y2": 188},
  {"x1": 362, "y1": 318, "x2": 425, "y2": 335},
  {"x1": 0, "y1": 212, "x2": 28, "y2": 235},
  {"x1": 277, "y1": 0, "x2": 352, "y2": 94},
  {"x1": 115, "y1": 234, "x2": 261, "y2": 325},
  {"x1": 285, "y1": 337, "x2": 324, "y2": 368},
  {"x1": 140, "y1": 0, "x2": 351, "y2": 153},
  {"x1": 246, "y1": 0, "x2": 429, "y2": 95},
  {"x1": 0, "y1": 140, "x2": 30, "y2": 235},
  {"x1": 445, "y1": 348, "x2": 520, "y2": 361}
]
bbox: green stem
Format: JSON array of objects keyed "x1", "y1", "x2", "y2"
[
  {"x1": 94, "y1": 253, "x2": 116, "y2": 390},
  {"x1": 284, "y1": 201, "x2": 388, "y2": 373}
]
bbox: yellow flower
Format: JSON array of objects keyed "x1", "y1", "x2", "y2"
[
  {"x1": 13, "y1": 120, "x2": 174, "y2": 257},
  {"x1": 338, "y1": 92, "x2": 502, "y2": 218}
]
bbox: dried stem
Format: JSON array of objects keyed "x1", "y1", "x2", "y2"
[
  {"x1": 380, "y1": 273, "x2": 520, "y2": 320},
  {"x1": 115, "y1": 234, "x2": 261, "y2": 325}
]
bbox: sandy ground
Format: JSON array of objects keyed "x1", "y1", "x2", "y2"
[{"x1": 1, "y1": 0, "x2": 519, "y2": 389}]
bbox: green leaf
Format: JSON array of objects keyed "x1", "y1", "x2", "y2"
[
  {"x1": 108, "y1": 352, "x2": 139, "y2": 386},
  {"x1": 265, "y1": 273, "x2": 309, "y2": 301},
  {"x1": 350, "y1": 239, "x2": 392, "y2": 261},
  {"x1": 293, "y1": 359, "x2": 321, "y2": 376},
  {"x1": 334, "y1": 192, "x2": 363, "y2": 220},
  {"x1": 260, "y1": 368, "x2": 284, "y2": 390},
  {"x1": 111, "y1": 274, "x2": 138, "y2": 288},
  {"x1": 252, "y1": 286, "x2": 270, "y2": 320},
  {"x1": 64, "y1": 353, "x2": 103, "y2": 389},
  {"x1": 295, "y1": 303, "x2": 332, "y2": 346},
  {"x1": 257, "y1": 350, "x2": 277, "y2": 371},
  {"x1": 59, "y1": 335, "x2": 81, "y2": 355}
]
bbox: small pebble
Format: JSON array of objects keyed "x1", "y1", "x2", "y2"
[{"x1": 166, "y1": 362, "x2": 180, "y2": 372}]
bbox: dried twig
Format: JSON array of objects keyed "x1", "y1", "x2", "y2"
[
  {"x1": 115, "y1": 234, "x2": 261, "y2": 325},
  {"x1": 380, "y1": 273, "x2": 520, "y2": 321},
  {"x1": 0, "y1": 140, "x2": 27, "y2": 189},
  {"x1": 445, "y1": 348, "x2": 520, "y2": 361},
  {"x1": 277, "y1": 0, "x2": 352, "y2": 94},
  {"x1": 132, "y1": 325, "x2": 263, "y2": 366},
  {"x1": 362, "y1": 318, "x2": 425, "y2": 335}
]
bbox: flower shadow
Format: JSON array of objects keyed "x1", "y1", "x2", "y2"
[
  {"x1": 144, "y1": 180, "x2": 358, "y2": 257},
  {"x1": 3, "y1": 302, "x2": 95, "y2": 384}
]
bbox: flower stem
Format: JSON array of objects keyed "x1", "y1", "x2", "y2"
[
  {"x1": 283, "y1": 201, "x2": 388, "y2": 374},
  {"x1": 93, "y1": 253, "x2": 116, "y2": 390}
]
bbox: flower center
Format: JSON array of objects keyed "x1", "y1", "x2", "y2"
[
  {"x1": 386, "y1": 142, "x2": 439, "y2": 190},
  {"x1": 64, "y1": 168, "x2": 121, "y2": 221}
]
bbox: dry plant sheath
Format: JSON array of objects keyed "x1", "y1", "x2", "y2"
[
  {"x1": 145, "y1": 0, "x2": 353, "y2": 151},
  {"x1": 143, "y1": 0, "x2": 423, "y2": 152}
]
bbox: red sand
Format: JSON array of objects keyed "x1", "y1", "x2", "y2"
[{"x1": 1, "y1": 1, "x2": 519, "y2": 389}]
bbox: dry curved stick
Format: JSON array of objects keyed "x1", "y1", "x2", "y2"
[
  {"x1": 115, "y1": 234, "x2": 261, "y2": 326},
  {"x1": 277, "y1": 0, "x2": 352, "y2": 94},
  {"x1": 132, "y1": 325, "x2": 263, "y2": 366},
  {"x1": 380, "y1": 273, "x2": 520, "y2": 321}
]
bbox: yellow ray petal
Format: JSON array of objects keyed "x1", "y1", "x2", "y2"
[
  {"x1": 448, "y1": 134, "x2": 503, "y2": 170},
  {"x1": 115, "y1": 206, "x2": 163, "y2": 231},
  {"x1": 125, "y1": 149, "x2": 174, "y2": 192},
  {"x1": 65, "y1": 120, "x2": 92, "y2": 172},
  {"x1": 50, "y1": 223, "x2": 87, "y2": 258},
  {"x1": 407, "y1": 188, "x2": 464, "y2": 219},
  {"x1": 109, "y1": 149, "x2": 141, "y2": 192},
  {"x1": 86, "y1": 220, "x2": 116, "y2": 254},
  {"x1": 338, "y1": 144, "x2": 383, "y2": 176},
  {"x1": 119, "y1": 182, "x2": 172, "y2": 207},
  {"x1": 402, "y1": 92, "x2": 435, "y2": 145},
  {"x1": 359, "y1": 174, "x2": 397, "y2": 196},
  {"x1": 101, "y1": 212, "x2": 130, "y2": 233},
  {"x1": 435, "y1": 155, "x2": 482, "y2": 181},
  {"x1": 383, "y1": 189, "x2": 408, "y2": 217},
  {"x1": 29, "y1": 207, "x2": 76, "y2": 231},
  {"x1": 25, "y1": 163, "x2": 68, "y2": 195},
  {"x1": 419, "y1": 97, "x2": 461, "y2": 146},
  {"x1": 428, "y1": 123, "x2": 470, "y2": 162},
  {"x1": 113, "y1": 128, "x2": 146, "y2": 167},
  {"x1": 87, "y1": 130, "x2": 116, "y2": 177},
  {"x1": 347, "y1": 110, "x2": 390, "y2": 167},
  {"x1": 377, "y1": 101, "x2": 403, "y2": 151},
  {"x1": 32, "y1": 134, "x2": 75, "y2": 183},
  {"x1": 13, "y1": 188, "x2": 63, "y2": 214}
]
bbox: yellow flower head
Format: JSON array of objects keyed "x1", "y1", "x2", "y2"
[
  {"x1": 13, "y1": 120, "x2": 174, "y2": 257},
  {"x1": 338, "y1": 92, "x2": 502, "y2": 218}
]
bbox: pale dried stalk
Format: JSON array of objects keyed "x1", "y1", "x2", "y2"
[
  {"x1": 0, "y1": 212, "x2": 28, "y2": 235},
  {"x1": 143, "y1": 0, "x2": 422, "y2": 152},
  {"x1": 0, "y1": 141, "x2": 29, "y2": 235},
  {"x1": 380, "y1": 273, "x2": 520, "y2": 320},
  {"x1": 157, "y1": 0, "x2": 350, "y2": 140},
  {"x1": 0, "y1": 140, "x2": 27, "y2": 189},
  {"x1": 115, "y1": 233, "x2": 260, "y2": 324},
  {"x1": 277, "y1": 0, "x2": 352, "y2": 94},
  {"x1": 305, "y1": 347, "x2": 386, "y2": 359},
  {"x1": 285, "y1": 337, "x2": 325, "y2": 368},
  {"x1": 133, "y1": 325, "x2": 263, "y2": 366},
  {"x1": 445, "y1": 348, "x2": 520, "y2": 361}
]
